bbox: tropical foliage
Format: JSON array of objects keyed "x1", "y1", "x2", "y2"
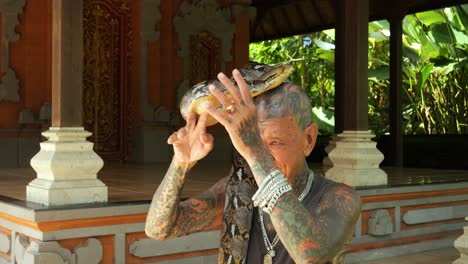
[{"x1": 249, "y1": 5, "x2": 468, "y2": 135}]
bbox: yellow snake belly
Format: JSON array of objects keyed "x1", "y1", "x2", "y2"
[{"x1": 180, "y1": 62, "x2": 294, "y2": 126}]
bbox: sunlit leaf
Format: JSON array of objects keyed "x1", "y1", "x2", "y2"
[
  {"x1": 312, "y1": 107, "x2": 334, "y2": 134},
  {"x1": 369, "y1": 20, "x2": 390, "y2": 32},
  {"x1": 416, "y1": 10, "x2": 445, "y2": 25},
  {"x1": 317, "y1": 49, "x2": 335, "y2": 63},
  {"x1": 369, "y1": 31, "x2": 389, "y2": 41},
  {"x1": 456, "y1": 5, "x2": 468, "y2": 29},
  {"x1": 452, "y1": 26, "x2": 468, "y2": 44},
  {"x1": 312, "y1": 38, "x2": 335, "y2": 50},
  {"x1": 323, "y1": 29, "x2": 335, "y2": 40},
  {"x1": 421, "y1": 63, "x2": 434, "y2": 85}
]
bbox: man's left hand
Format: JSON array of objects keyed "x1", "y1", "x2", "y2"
[{"x1": 204, "y1": 69, "x2": 264, "y2": 164}]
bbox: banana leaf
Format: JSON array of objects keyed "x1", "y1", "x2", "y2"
[{"x1": 312, "y1": 107, "x2": 334, "y2": 134}]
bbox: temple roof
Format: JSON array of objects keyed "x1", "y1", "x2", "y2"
[{"x1": 250, "y1": 0, "x2": 468, "y2": 41}]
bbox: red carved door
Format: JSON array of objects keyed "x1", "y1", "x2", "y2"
[{"x1": 83, "y1": 0, "x2": 132, "y2": 161}]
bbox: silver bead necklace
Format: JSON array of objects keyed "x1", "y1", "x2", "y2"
[{"x1": 258, "y1": 170, "x2": 314, "y2": 264}]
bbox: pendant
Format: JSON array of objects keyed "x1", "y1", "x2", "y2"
[
  {"x1": 263, "y1": 250, "x2": 275, "y2": 264},
  {"x1": 263, "y1": 254, "x2": 273, "y2": 264}
]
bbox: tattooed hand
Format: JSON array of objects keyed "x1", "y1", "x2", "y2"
[
  {"x1": 168, "y1": 112, "x2": 214, "y2": 168},
  {"x1": 204, "y1": 69, "x2": 275, "y2": 178}
]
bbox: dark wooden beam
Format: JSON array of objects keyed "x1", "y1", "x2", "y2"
[
  {"x1": 268, "y1": 9, "x2": 283, "y2": 36},
  {"x1": 335, "y1": 0, "x2": 369, "y2": 131},
  {"x1": 389, "y1": 14, "x2": 404, "y2": 167},
  {"x1": 258, "y1": 21, "x2": 267, "y2": 41},
  {"x1": 51, "y1": 0, "x2": 83, "y2": 127},
  {"x1": 309, "y1": 0, "x2": 326, "y2": 25},
  {"x1": 279, "y1": 5, "x2": 295, "y2": 32},
  {"x1": 251, "y1": 0, "x2": 468, "y2": 42},
  {"x1": 294, "y1": 1, "x2": 310, "y2": 29},
  {"x1": 334, "y1": 0, "x2": 344, "y2": 133},
  {"x1": 406, "y1": 0, "x2": 468, "y2": 15}
]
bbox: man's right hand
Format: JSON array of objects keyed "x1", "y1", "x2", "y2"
[{"x1": 167, "y1": 112, "x2": 214, "y2": 168}]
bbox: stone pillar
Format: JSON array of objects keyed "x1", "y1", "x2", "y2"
[
  {"x1": 454, "y1": 218, "x2": 468, "y2": 264},
  {"x1": 26, "y1": 0, "x2": 107, "y2": 206},
  {"x1": 325, "y1": 131, "x2": 386, "y2": 186},
  {"x1": 324, "y1": 0, "x2": 387, "y2": 187}
]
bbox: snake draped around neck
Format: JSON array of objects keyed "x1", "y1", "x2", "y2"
[{"x1": 218, "y1": 154, "x2": 348, "y2": 264}]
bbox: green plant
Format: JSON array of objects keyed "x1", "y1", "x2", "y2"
[{"x1": 249, "y1": 5, "x2": 468, "y2": 135}]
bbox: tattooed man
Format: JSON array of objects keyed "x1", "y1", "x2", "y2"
[{"x1": 145, "y1": 69, "x2": 361, "y2": 264}]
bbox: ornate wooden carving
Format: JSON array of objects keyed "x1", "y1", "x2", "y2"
[
  {"x1": 173, "y1": 0, "x2": 235, "y2": 104},
  {"x1": 83, "y1": 0, "x2": 132, "y2": 161},
  {"x1": 189, "y1": 32, "x2": 221, "y2": 86}
]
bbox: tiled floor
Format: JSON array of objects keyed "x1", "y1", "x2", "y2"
[
  {"x1": 360, "y1": 247, "x2": 460, "y2": 264},
  {"x1": 0, "y1": 160, "x2": 232, "y2": 202},
  {"x1": 1, "y1": 162, "x2": 468, "y2": 202}
]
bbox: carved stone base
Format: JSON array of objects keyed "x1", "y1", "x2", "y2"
[
  {"x1": 27, "y1": 127, "x2": 107, "y2": 206},
  {"x1": 14, "y1": 235, "x2": 103, "y2": 264},
  {"x1": 325, "y1": 130, "x2": 387, "y2": 187},
  {"x1": 322, "y1": 134, "x2": 339, "y2": 171},
  {"x1": 454, "y1": 218, "x2": 468, "y2": 264}
]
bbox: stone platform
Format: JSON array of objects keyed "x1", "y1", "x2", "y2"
[{"x1": 0, "y1": 164, "x2": 467, "y2": 263}]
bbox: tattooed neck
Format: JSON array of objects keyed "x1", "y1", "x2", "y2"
[{"x1": 291, "y1": 165, "x2": 310, "y2": 197}]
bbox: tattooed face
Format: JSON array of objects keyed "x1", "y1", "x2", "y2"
[
  {"x1": 255, "y1": 82, "x2": 313, "y2": 129},
  {"x1": 255, "y1": 83, "x2": 317, "y2": 183}
]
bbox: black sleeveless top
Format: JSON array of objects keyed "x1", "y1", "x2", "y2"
[{"x1": 246, "y1": 174, "x2": 336, "y2": 264}]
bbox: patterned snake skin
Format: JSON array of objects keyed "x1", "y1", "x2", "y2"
[
  {"x1": 179, "y1": 62, "x2": 294, "y2": 126},
  {"x1": 218, "y1": 154, "x2": 257, "y2": 264},
  {"x1": 218, "y1": 154, "x2": 347, "y2": 264}
]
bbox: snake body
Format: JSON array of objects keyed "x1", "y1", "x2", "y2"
[
  {"x1": 180, "y1": 62, "x2": 294, "y2": 126},
  {"x1": 178, "y1": 62, "x2": 294, "y2": 263}
]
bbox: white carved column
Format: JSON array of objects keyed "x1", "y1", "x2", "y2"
[
  {"x1": 454, "y1": 218, "x2": 468, "y2": 264},
  {"x1": 324, "y1": 0, "x2": 387, "y2": 187},
  {"x1": 27, "y1": 128, "x2": 106, "y2": 205},
  {"x1": 26, "y1": 0, "x2": 107, "y2": 206},
  {"x1": 325, "y1": 131, "x2": 387, "y2": 187},
  {"x1": 322, "y1": 135, "x2": 339, "y2": 171}
]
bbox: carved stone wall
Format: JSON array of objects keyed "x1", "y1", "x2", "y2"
[
  {"x1": 0, "y1": 0, "x2": 25, "y2": 102},
  {"x1": 0, "y1": 231, "x2": 10, "y2": 263},
  {"x1": 14, "y1": 235, "x2": 103, "y2": 264}
]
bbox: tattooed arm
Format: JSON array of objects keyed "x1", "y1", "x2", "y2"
[
  {"x1": 145, "y1": 111, "x2": 226, "y2": 239},
  {"x1": 270, "y1": 184, "x2": 361, "y2": 263},
  {"x1": 145, "y1": 160, "x2": 228, "y2": 239}
]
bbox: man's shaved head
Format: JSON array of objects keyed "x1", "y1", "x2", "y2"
[{"x1": 254, "y1": 82, "x2": 313, "y2": 129}]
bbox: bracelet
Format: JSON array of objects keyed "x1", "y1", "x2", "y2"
[
  {"x1": 263, "y1": 184, "x2": 292, "y2": 214},
  {"x1": 258, "y1": 177, "x2": 289, "y2": 208},
  {"x1": 252, "y1": 170, "x2": 282, "y2": 205},
  {"x1": 252, "y1": 169, "x2": 292, "y2": 213}
]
